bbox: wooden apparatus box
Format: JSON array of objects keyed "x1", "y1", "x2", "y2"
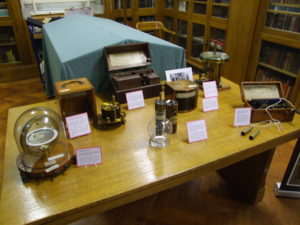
[
  {"x1": 55, "y1": 78, "x2": 97, "y2": 124},
  {"x1": 104, "y1": 42, "x2": 162, "y2": 103},
  {"x1": 165, "y1": 80, "x2": 199, "y2": 112},
  {"x1": 240, "y1": 81, "x2": 295, "y2": 122}
]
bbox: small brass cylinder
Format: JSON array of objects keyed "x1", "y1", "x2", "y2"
[
  {"x1": 249, "y1": 130, "x2": 260, "y2": 140},
  {"x1": 241, "y1": 126, "x2": 253, "y2": 136}
]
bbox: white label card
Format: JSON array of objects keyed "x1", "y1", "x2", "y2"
[
  {"x1": 126, "y1": 90, "x2": 145, "y2": 110},
  {"x1": 234, "y1": 108, "x2": 252, "y2": 127},
  {"x1": 187, "y1": 120, "x2": 208, "y2": 143},
  {"x1": 66, "y1": 113, "x2": 91, "y2": 139},
  {"x1": 203, "y1": 97, "x2": 219, "y2": 112},
  {"x1": 165, "y1": 67, "x2": 194, "y2": 82},
  {"x1": 203, "y1": 81, "x2": 218, "y2": 98},
  {"x1": 76, "y1": 146, "x2": 102, "y2": 167}
]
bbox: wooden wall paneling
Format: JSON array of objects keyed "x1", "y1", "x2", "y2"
[{"x1": 222, "y1": 0, "x2": 261, "y2": 83}]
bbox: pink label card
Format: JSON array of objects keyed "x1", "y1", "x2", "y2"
[
  {"x1": 76, "y1": 146, "x2": 102, "y2": 167},
  {"x1": 187, "y1": 120, "x2": 208, "y2": 143},
  {"x1": 203, "y1": 81, "x2": 218, "y2": 98},
  {"x1": 126, "y1": 90, "x2": 145, "y2": 110},
  {"x1": 234, "y1": 108, "x2": 252, "y2": 127},
  {"x1": 66, "y1": 112, "x2": 91, "y2": 139},
  {"x1": 203, "y1": 97, "x2": 219, "y2": 112}
]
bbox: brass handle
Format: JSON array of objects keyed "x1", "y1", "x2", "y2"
[{"x1": 61, "y1": 80, "x2": 84, "y2": 88}]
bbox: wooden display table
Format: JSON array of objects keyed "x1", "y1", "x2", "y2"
[{"x1": 1, "y1": 79, "x2": 300, "y2": 225}]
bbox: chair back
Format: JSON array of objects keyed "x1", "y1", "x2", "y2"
[{"x1": 136, "y1": 21, "x2": 176, "y2": 41}]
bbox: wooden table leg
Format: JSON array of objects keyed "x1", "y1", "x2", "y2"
[{"x1": 218, "y1": 148, "x2": 275, "y2": 204}]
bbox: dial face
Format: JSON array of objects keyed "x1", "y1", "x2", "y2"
[{"x1": 26, "y1": 128, "x2": 58, "y2": 146}]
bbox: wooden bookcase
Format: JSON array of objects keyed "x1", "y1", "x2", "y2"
[
  {"x1": 247, "y1": 0, "x2": 300, "y2": 108},
  {"x1": 159, "y1": 0, "x2": 261, "y2": 85},
  {"x1": 0, "y1": 0, "x2": 37, "y2": 82},
  {"x1": 109, "y1": 0, "x2": 158, "y2": 27}
]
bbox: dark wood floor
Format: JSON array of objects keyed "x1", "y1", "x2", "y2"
[{"x1": 1, "y1": 78, "x2": 299, "y2": 225}]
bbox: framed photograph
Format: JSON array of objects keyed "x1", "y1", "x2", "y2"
[{"x1": 165, "y1": 67, "x2": 193, "y2": 82}]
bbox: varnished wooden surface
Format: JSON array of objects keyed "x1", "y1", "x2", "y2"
[{"x1": 1, "y1": 78, "x2": 300, "y2": 225}]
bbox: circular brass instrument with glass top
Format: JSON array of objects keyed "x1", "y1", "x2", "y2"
[{"x1": 199, "y1": 42, "x2": 230, "y2": 88}]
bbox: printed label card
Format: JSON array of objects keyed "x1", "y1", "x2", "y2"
[
  {"x1": 165, "y1": 67, "x2": 194, "y2": 82},
  {"x1": 234, "y1": 108, "x2": 252, "y2": 127},
  {"x1": 66, "y1": 112, "x2": 91, "y2": 139},
  {"x1": 202, "y1": 81, "x2": 218, "y2": 98},
  {"x1": 126, "y1": 90, "x2": 145, "y2": 110},
  {"x1": 76, "y1": 146, "x2": 103, "y2": 167},
  {"x1": 187, "y1": 120, "x2": 208, "y2": 143},
  {"x1": 203, "y1": 97, "x2": 219, "y2": 112}
]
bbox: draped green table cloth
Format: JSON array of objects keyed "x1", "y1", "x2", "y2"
[{"x1": 43, "y1": 14, "x2": 186, "y2": 96}]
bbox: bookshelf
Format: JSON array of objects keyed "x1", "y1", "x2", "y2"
[
  {"x1": 0, "y1": 0, "x2": 37, "y2": 82},
  {"x1": 160, "y1": 0, "x2": 231, "y2": 74},
  {"x1": 247, "y1": 0, "x2": 300, "y2": 107},
  {"x1": 0, "y1": 26, "x2": 20, "y2": 64},
  {"x1": 0, "y1": 0, "x2": 18, "y2": 64},
  {"x1": 111, "y1": 0, "x2": 157, "y2": 27}
]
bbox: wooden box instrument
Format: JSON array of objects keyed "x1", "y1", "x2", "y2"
[
  {"x1": 55, "y1": 77, "x2": 97, "y2": 125},
  {"x1": 240, "y1": 81, "x2": 295, "y2": 122},
  {"x1": 165, "y1": 80, "x2": 199, "y2": 112},
  {"x1": 104, "y1": 42, "x2": 162, "y2": 103}
]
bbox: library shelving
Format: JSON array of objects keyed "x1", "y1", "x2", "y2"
[
  {"x1": 161, "y1": 0, "x2": 247, "y2": 83},
  {"x1": 0, "y1": 0, "x2": 37, "y2": 82},
  {"x1": 247, "y1": 0, "x2": 300, "y2": 108},
  {"x1": 111, "y1": 0, "x2": 157, "y2": 27}
]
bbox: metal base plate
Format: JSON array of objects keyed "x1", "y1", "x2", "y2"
[{"x1": 274, "y1": 182, "x2": 300, "y2": 198}]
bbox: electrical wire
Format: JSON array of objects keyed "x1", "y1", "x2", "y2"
[{"x1": 251, "y1": 98, "x2": 295, "y2": 132}]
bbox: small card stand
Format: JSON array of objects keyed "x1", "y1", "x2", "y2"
[
  {"x1": 240, "y1": 81, "x2": 295, "y2": 122},
  {"x1": 55, "y1": 77, "x2": 97, "y2": 125},
  {"x1": 104, "y1": 42, "x2": 162, "y2": 103}
]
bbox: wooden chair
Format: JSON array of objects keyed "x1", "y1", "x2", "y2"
[{"x1": 136, "y1": 21, "x2": 176, "y2": 42}]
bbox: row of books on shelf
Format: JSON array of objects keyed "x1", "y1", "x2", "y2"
[
  {"x1": 139, "y1": 0, "x2": 155, "y2": 8},
  {"x1": 114, "y1": 0, "x2": 132, "y2": 9},
  {"x1": 271, "y1": 0, "x2": 299, "y2": 3},
  {"x1": 256, "y1": 68, "x2": 294, "y2": 98},
  {"x1": 212, "y1": 6, "x2": 228, "y2": 18},
  {"x1": 0, "y1": 47, "x2": 18, "y2": 63},
  {"x1": 139, "y1": 16, "x2": 155, "y2": 21},
  {"x1": 179, "y1": 1, "x2": 188, "y2": 12},
  {"x1": 260, "y1": 45, "x2": 300, "y2": 74},
  {"x1": 266, "y1": 13, "x2": 300, "y2": 33},
  {"x1": 214, "y1": 0, "x2": 229, "y2": 3}
]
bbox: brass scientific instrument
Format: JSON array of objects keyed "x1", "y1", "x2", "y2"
[
  {"x1": 98, "y1": 95, "x2": 126, "y2": 128},
  {"x1": 199, "y1": 40, "x2": 230, "y2": 89}
]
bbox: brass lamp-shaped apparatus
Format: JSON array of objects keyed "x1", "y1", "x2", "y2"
[
  {"x1": 14, "y1": 107, "x2": 73, "y2": 182},
  {"x1": 199, "y1": 40, "x2": 230, "y2": 88}
]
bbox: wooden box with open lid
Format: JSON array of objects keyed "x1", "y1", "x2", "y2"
[
  {"x1": 104, "y1": 42, "x2": 162, "y2": 103},
  {"x1": 240, "y1": 81, "x2": 295, "y2": 122}
]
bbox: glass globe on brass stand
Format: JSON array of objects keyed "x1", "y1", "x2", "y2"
[{"x1": 14, "y1": 107, "x2": 73, "y2": 182}]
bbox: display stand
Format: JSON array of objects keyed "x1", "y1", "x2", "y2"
[{"x1": 275, "y1": 139, "x2": 300, "y2": 198}]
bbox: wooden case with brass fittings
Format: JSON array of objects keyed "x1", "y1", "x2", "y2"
[{"x1": 165, "y1": 80, "x2": 199, "y2": 113}]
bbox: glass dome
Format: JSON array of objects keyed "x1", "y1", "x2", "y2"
[{"x1": 14, "y1": 107, "x2": 72, "y2": 180}]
